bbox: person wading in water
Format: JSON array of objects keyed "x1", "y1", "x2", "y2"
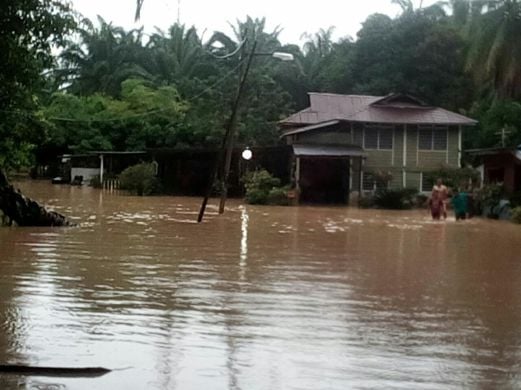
[
  {"x1": 432, "y1": 178, "x2": 448, "y2": 220},
  {"x1": 428, "y1": 188, "x2": 444, "y2": 220}
]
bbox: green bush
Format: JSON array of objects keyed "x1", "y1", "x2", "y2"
[
  {"x1": 90, "y1": 175, "x2": 102, "y2": 188},
  {"x1": 373, "y1": 188, "x2": 418, "y2": 210},
  {"x1": 510, "y1": 191, "x2": 521, "y2": 208},
  {"x1": 358, "y1": 196, "x2": 375, "y2": 208},
  {"x1": 245, "y1": 188, "x2": 269, "y2": 205},
  {"x1": 512, "y1": 207, "x2": 521, "y2": 224},
  {"x1": 243, "y1": 169, "x2": 288, "y2": 205},
  {"x1": 267, "y1": 187, "x2": 290, "y2": 206},
  {"x1": 244, "y1": 169, "x2": 281, "y2": 191},
  {"x1": 415, "y1": 193, "x2": 429, "y2": 207},
  {"x1": 424, "y1": 167, "x2": 479, "y2": 190},
  {"x1": 479, "y1": 183, "x2": 504, "y2": 209},
  {"x1": 119, "y1": 163, "x2": 161, "y2": 196}
]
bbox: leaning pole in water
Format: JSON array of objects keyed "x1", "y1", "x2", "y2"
[{"x1": 0, "y1": 170, "x2": 70, "y2": 227}]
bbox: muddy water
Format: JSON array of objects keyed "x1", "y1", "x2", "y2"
[{"x1": 1, "y1": 182, "x2": 521, "y2": 389}]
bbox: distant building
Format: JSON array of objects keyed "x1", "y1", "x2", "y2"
[
  {"x1": 149, "y1": 146, "x2": 291, "y2": 196},
  {"x1": 466, "y1": 146, "x2": 521, "y2": 194},
  {"x1": 279, "y1": 93, "x2": 477, "y2": 203},
  {"x1": 59, "y1": 151, "x2": 147, "y2": 185}
]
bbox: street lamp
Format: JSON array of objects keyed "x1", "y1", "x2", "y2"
[
  {"x1": 197, "y1": 40, "x2": 294, "y2": 223},
  {"x1": 241, "y1": 147, "x2": 253, "y2": 161},
  {"x1": 241, "y1": 147, "x2": 253, "y2": 186},
  {"x1": 271, "y1": 52, "x2": 294, "y2": 61}
]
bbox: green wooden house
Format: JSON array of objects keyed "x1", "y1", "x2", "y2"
[{"x1": 280, "y1": 93, "x2": 477, "y2": 204}]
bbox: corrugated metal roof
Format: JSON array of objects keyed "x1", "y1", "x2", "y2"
[
  {"x1": 466, "y1": 147, "x2": 521, "y2": 161},
  {"x1": 466, "y1": 147, "x2": 512, "y2": 156},
  {"x1": 280, "y1": 93, "x2": 477, "y2": 126},
  {"x1": 281, "y1": 120, "x2": 340, "y2": 137},
  {"x1": 293, "y1": 144, "x2": 366, "y2": 157}
]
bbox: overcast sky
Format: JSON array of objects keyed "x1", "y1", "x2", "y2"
[{"x1": 72, "y1": 0, "x2": 438, "y2": 45}]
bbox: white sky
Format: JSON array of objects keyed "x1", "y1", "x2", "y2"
[{"x1": 71, "y1": 0, "x2": 439, "y2": 45}]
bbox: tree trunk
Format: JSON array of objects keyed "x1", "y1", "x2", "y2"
[{"x1": 0, "y1": 171, "x2": 71, "y2": 227}]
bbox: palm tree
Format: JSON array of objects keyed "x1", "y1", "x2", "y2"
[
  {"x1": 464, "y1": 0, "x2": 521, "y2": 98},
  {"x1": 299, "y1": 27, "x2": 336, "y2": 92},
  {"x1": 146, "y1": 24, "x2": 204, "y2": 83},
  {"x1": 61, "y1": 17, "x2": 152, "y2": 96}
]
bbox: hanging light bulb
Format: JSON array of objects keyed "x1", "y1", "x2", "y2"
[{"x1": 241, "y1": 147, "x2": 253, "y2": 161}]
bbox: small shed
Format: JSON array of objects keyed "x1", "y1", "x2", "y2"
[
  {"x1": 149, "y1": 146, "x2": 291, "y2": 196},
  {"x1": 60, "y1": 151, "x2": 147, "y2": 185},
  {"x1": 466, "y1": 146, "x2": 521, "y2": 193}
]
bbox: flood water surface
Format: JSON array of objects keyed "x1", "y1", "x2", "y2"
[{"x1": 1, "y1": 181, "x2": 521, "y2": 389}]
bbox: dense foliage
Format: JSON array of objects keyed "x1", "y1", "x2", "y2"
[
  {"x1": 119, "y1": 162, "x2": 161, "y2": 195},
  {"x1": 511, "y1": 207, "x2": 521, "y2": 224},
  {"x1": 3, "y1": 0, "x2": 521, "y2": 171},
  {"x1": 372, "y1": 188, "x2": 418, "y2": 210},
  {"x1": 423, "y1": 167, "x2": 480, "y2": 190},
  {"x1": 243, "y1": 169, "x2": 289, "y2": 205},
  {"x1": 0, "y1": 0, "x2": 75, "y2": 170}
]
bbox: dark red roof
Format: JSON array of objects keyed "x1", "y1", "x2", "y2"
[{"x1": 280, "y1": 93, "x2": 477, "y2": 127}]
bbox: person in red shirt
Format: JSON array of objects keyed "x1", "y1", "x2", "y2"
[{"x1": 429, "y1": 189, "x2": 444, "y2": 220}]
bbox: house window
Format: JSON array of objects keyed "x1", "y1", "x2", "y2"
[
  {"x1": 379, "y1": 130, "x2": 393, "y2": 149},
  {"x1": 421, "y1": 173, "x2": 434, "y2": 192},
  {"x1": 418, "y1": 126, "x2": 447, "y2": 151},
  {"x1": 364, "y1": 128, "x2": 378, "y2": 149},
  {"x1": 364, "y1": 125, "x2": 393, "y2": 150}
]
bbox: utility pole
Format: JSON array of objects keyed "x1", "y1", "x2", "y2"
[
  {"x1": 496, "y1": 127, "x2": 511, "y2": 147},
  {"x1": 218, "y1": 40, "x2": 257, "y2": 214},
  {"x1": 197, "y1": 39, "x2": 257, "y2": 222}
]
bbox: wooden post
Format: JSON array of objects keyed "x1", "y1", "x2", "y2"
[
  {"x1": 295, "y1": 156, "x2": 301, "y2": 192},
  {"x1": 359, "y1": 156, "x2": 364, "y2": 204},
  {"x1": 458, "y1": 125, "x2": 462, "y2": 168},
  {"x1": 349, "y1": 157, "x2": 353, "y2": 195},
  {"x1": 99, "y1": 154, "x2": 104, "y2": 185},
  {"x1": 403, "y1": 124, "x2": 407, "y2": 189}
]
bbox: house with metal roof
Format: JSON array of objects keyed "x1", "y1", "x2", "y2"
[
  {"x1": 466, "y1": 146, "x2": 521, "y2": 194},
  {"x1": 280, "y1": 92, "x2": 477, "y2": 204}
]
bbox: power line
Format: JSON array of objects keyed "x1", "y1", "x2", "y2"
[{"x1": 0, "y1": 59, "x2": 245, "y2": 124}]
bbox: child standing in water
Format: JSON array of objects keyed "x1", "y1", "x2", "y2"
[
  {"x1": 451, "y1": 188, "x2": 468, "y2": 221},
  {"x1": 429, "y1": 189, "x2": 444, "y2": 220}
]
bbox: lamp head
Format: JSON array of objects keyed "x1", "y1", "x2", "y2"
[
  {"x1": 242, "y1": 147, "x2": 253, "y2": 161},
  {"x1": 271, "y1": 52, "x2": 294, "y2": 61}
]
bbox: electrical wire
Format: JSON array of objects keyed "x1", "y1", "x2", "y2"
[
  {"x1": 208, "y1": 39, "x2": 246, "y2": 59},
  {"x1": 0, "y1": 58, "x2": 245, "y2": 124}
]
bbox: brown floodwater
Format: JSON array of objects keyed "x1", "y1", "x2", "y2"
[{"x1": 1, "y1": 181, "x2": 521, "y2": 389}]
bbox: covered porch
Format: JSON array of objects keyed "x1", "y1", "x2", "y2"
[{"x1": 292, "y1": 144, "x2": 366, "y2": 204}]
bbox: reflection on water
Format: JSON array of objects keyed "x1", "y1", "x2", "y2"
[
  {"x1": 239, "y1": 206, "x2": 248, "y2": 266},
  {"x1": 1, "y1": 181, "x2": 521, "y2": 389}
]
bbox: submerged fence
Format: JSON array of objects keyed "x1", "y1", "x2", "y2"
[{"x1": 102, "y1": 178, "x2": 121, "y2": 192}]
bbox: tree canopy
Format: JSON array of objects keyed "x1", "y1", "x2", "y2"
[
  {"x1": 0, "y1": 0, "x2": 75, "y2": 170},
  {"x1": 3, "y1": 0, "x2": 521, "y2": 171}
]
